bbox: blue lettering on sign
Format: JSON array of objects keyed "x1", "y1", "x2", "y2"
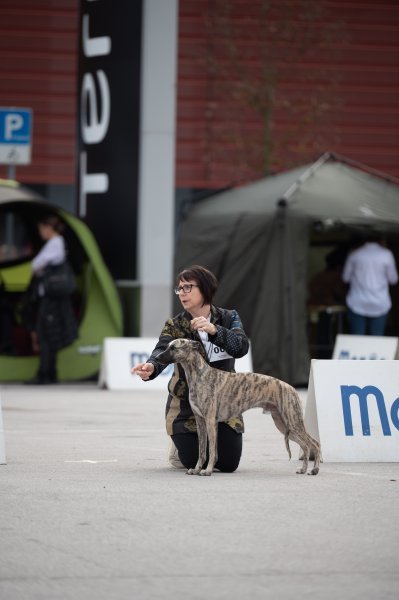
[
  {"x1": 338, "y1": 350, "x2": 384, "y2": 360},
  {"x1": 341, "y1": 385, "x2": 399, "y2": 436}
]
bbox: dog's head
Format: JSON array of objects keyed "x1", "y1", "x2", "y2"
[{"x1": 156, "y1": 338, "x2": 201, "y2": 365}]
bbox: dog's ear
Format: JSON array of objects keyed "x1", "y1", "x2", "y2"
[{"x1": 190, "y1": 340, "x2": 201, "y2": 351}]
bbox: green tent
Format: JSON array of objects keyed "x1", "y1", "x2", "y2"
[
  {"x1": 0, "y1": 179, "x2": 123, "y2": 381},
  {"x1": 175, "y1": 153, "x2": 399, "y2": 385}
]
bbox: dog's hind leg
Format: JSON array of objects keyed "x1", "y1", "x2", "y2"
[
  {"x1": 187, "y1": 416, "x2": 207, "y2": 475},
  {"x1": 270, "y1": 408, "x2": 291, "y2": 459},
  {"x1": 291, "y1": 422, "x2": 321, "y2": 475},
  {"x1": 290, "y1": 432, "x2": 310, "y2": 474},
  {"x1": 307, "y1": 434, "x2": 321, "y2": 476}
]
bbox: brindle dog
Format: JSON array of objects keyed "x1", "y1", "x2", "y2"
[{"x1": 157, "y1": 338, "x2": 321, "y2": 476}]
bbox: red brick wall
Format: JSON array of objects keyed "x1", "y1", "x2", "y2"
[
  {"x1": 176, "y1": 0, "x2": 399, "y2": 187},
  {"x1": 0, "y1": 0, "x2": 77, "y2": 184},
  {"x1": 0, "y1": 0, "x2": 398, "y2": 188}
]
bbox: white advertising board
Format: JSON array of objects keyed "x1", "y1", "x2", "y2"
[
  {"x1": 332, "y1": 334, "x2": 399, "y2": 360},
  {"x1": 0, "y1": 391, "x2": 6, "y2": 465},
  {"x1": 304, "y1": 360, "x2": 399, "y2": 462},
  {"x1": 99, "y1": 337, "x2": 253, "y2": 391}
]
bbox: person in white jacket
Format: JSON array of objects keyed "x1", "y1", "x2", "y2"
[
  {"x1": 26, "y1": 215, "x2": 77, "y2": 384},
  {"x1": 342, "y1": 232, "x2": 398, "y2": 335}
]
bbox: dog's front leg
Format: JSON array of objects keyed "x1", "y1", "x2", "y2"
[
  {"x1": 186, "y1": 416, "x2": 207, "y2": 475},
  {"x1": 200, "y1": 418, "x2": 218, "y2": 476}
]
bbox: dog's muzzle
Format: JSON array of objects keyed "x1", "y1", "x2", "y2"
[{"x1": 155, "y1": 348, "x2": 172, "y2": 365}]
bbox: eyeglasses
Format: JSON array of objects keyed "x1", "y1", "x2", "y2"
[{"x1": 174, "y1": 284, "x2": 199, "y2": 295}]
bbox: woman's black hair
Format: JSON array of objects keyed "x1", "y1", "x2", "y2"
[
  {"x1": 176, "y1": 265, "x2": 218, "y2": 306},
  {"x1": 39, "y1": 214, "x2": 64, "y2": 234}
]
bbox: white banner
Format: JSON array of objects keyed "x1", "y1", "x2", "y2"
[
  {"x1": 304, "y1": 360, "x2": 399, "y2": 462},
  {"x1": 332, "y1": 334, "x2": 399, "y2": 360},
  {"x1": 99, "y1": 337, "x2": 253, "y2": 391}
]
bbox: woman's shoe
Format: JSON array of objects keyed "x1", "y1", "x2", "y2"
[{"x1": 168, "y1": 438, "x2": 185, "y2": 469}]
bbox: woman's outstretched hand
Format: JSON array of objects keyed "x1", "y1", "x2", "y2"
[{"x1": 132, "y1": 362, "x2": 155, "y2": 381}]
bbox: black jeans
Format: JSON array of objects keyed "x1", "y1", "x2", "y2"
[
  {"x1": 172, "y1": 422, "x2": 243, "y2": 473},
  {"x1": 37, "y1": 337, "x2": 57, "y2": 382}
]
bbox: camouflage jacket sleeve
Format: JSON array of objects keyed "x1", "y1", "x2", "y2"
[{"x1": 146, "y1": 318, "x2": 178, "y2": 379}]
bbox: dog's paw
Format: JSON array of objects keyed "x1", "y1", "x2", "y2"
[
  {"x1": 199, "y1": 469, "x2": 212, "y2": 476},
  {"x1": 308, "y1": 468, "x2": 319, "y2": 476},
  {"x1": 186, "y1": 468, "x2": 201, "y2": 475},
  {"x1": 296, "y1": 468, "x2": 307, "y2": 474}
]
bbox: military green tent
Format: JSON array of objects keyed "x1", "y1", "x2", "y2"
[{"x1": 175, "y1": 153, "x2": 399, "y2": 385}]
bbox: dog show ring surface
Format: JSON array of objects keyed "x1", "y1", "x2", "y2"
[
  {"x1": 99, "y1": 337, "x2": 253, "y2": 390},
  {"x1": 305, "y1": 359, "x2": 399, "y2": 462}
]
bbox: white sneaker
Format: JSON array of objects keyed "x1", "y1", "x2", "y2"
[{"x1": 168, "y1": 438, "x2": 185, "y2": 469}]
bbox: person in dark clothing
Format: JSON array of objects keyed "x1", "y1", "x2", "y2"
[
  {"x1": 26, "y1": 215, "x2": 77, "y2": 384},
  {"x1": 132, "y1": 265, "x2": 249, "y2": 472},
  {"x1": 308, "y1": 246, "x2": 348, "y2": 358},
  {"x1": 0, "y1": 275, "x2": 15, "y2": 354}
]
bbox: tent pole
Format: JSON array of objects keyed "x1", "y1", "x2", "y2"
[{"x1": 280, "y1": 152, "x2": 332, "y2": 203}]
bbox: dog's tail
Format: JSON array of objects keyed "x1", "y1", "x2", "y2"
[{"x1": 285, "y1": 431, "x2": 292, "y2": 460}]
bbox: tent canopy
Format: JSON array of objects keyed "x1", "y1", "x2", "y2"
[
  {"x1": 175, "y1": 153, "x2": 399, "y2": 384},
  {"x1": 0, "y1": 180, "x2": 123, "y2": 381}
]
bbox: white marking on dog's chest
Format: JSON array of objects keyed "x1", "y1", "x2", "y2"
[{"x1": 189, "y1": 399, "x2": 205, "y2": 418}]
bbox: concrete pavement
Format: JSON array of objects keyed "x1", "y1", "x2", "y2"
[{"x1": 1, "y1": 383, "x2": 398, "y2": 600}]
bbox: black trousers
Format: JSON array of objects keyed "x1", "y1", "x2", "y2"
[
  {"x1": 37, "y1": 337, "x2": 57, "y2": 382},
  {"x1": 172, "y1": 422, "x2": 243, "y2": 473}
]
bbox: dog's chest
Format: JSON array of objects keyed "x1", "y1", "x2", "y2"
[{"x1": 189, "y1": 399, "x2": 205, "y2": 418}]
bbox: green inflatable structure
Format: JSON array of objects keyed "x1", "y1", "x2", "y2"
[{"x1": 0, "y1": 179, "x2": 123, "y2": 382}]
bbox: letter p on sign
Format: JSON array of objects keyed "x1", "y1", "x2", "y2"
[
  {"x1": 0, "y1": 107, "x2": 32, "y2": 165},
  {"x1": 5, "y1": 113, "x2": 23, "y2": 140}
]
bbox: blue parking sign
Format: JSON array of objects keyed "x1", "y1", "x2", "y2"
[{"x1": 0, "y1": 107, "x2": 32, "y2": 165}]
